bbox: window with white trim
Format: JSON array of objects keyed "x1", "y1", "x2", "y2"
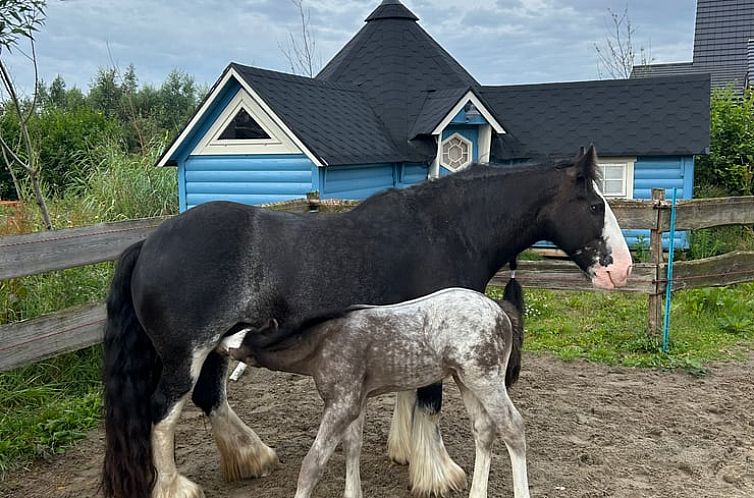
[
  {"x1": 441, "y1": 133, "x2": 473, "y2": 171},
  {"x1": 597, "y1": 159, "x2": 635, "y2": 198},
  {"x1": 219, "y1": 108, "x2": 271, "y2": 140}
]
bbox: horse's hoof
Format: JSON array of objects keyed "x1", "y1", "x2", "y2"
[
  {"x1": 152, "y1": 474, "x2": 205, "y2": 498},
  {"x1": 219, "y1": 441, "x2": 281, "y2": 481}
]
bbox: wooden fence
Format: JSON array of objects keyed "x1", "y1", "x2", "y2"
[{"x1": 1, "y1": 191, "x2": 753, "y2": 372}]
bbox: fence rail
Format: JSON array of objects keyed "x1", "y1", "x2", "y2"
[{"x1": 2, "y1": 193, "x2": 753, "y2": 372}]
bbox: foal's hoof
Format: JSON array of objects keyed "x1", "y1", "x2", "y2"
[
  {"x1": 219, "y1": 441, "x2": 281, "y2": 481},
  {"x1": 152, "y1": 474, "x2": 205, "y2": 498}
]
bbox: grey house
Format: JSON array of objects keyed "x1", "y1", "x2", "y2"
[{"x1": 632, "y1": 0, "x2": 754, "y2": 92}]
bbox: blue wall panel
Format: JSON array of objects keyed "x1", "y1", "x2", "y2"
[
  {"x1": 624, "y1": 156, "x2": 694, "y2": 250},
  {"x1": 182, "y1": 154, "x2": 314, "y2": 211},
  {"x1": 399, "y1": 163, "x2": 429, "y2": 187},
  {"x1": 321, "y1": 164, "x2": 396, "y2": 200}
]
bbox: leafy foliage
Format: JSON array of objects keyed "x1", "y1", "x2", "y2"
[
  {"x1": 695, "y1": 87, "x2": 754, "y2": 196},
  {"x1": 0, "y1": 0, "x2": 46, "y2": 52}
]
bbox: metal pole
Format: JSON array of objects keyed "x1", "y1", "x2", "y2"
[{"x1": 662, "y1": 188, "x2": 678, "y2": 353}]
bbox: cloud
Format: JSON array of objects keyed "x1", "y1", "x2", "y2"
[{"x1": 3, "y1": 0, "x2": 696, "y2": 94}]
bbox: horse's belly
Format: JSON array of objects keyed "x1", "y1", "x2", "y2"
[{"x1": 365, "y1": 354, "x2": 447, "y2": 396}]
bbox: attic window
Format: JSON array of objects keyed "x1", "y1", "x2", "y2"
[
  {"x1": 441, "y1": 133, "x2": 473, "y2": 171},
  {"x1": 219, "y1": 108, "x2": 271, "y2": 140}
]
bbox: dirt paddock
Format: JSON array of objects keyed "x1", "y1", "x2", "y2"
[{"x1": 2, "y1": 353, "x2": 752, "y2": 498}]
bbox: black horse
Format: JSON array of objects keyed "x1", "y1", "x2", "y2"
[{"x1": 102, "y1": 145, "x2": 632, "y2": 498}]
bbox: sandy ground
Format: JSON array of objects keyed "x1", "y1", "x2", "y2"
[{"x1": 1, "y1": 353, "x2": 752, "y2": 498}]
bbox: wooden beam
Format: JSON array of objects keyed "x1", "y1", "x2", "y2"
[
  {"x1": 668, "y1": 251, "x2": 754, "y2": 291},
  {"x1": 673, "y1": 196, "x2": 754, "y2": 230},
  {"x1": 0, "y1": 303, "x2": 105, "y2": 372},
  {"x1": 648, "y1": 189, "x2": 665, "y2": 337},
  {"x1": 0, "y1": 217, "x2": 170, "y2": 280},
  {"x1": 491, "y1": 260, "x2": 656, "y2": 293}
]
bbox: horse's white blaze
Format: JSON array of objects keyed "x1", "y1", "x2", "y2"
[
  {"x1": 152, "y1": 397, "x2": 205, "y2": 498},
  {"x1": 409, "y1": 410, "x2": 467, "y2": 496},
  {"x1": 591, "y1": 183, "x2": 633, "y2": 289},
  {"x1": 387, "y1": 391, "x2": 415, "y2": 465}
]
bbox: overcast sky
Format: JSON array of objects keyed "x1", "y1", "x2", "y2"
[{"x1": 4, "y1": 0, "x2": 697, "y2": 95}]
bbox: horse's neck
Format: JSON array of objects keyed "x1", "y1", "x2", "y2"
[
  {"x1": 409, "y1": 170, "x2": 555, "y2": 278},
  {"x1": 251, "y1": 328, "x2": 326, "y2": 377}
]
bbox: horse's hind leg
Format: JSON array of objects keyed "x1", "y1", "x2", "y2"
[
  {"x1": 454, "y1": 376, "x2": 496, "y2": 498},
  {"x1": 192, "y1": 350, "x2": 280, "y2": 481},
  {"x1": 462, "y1": 376, "x2": 530, "y2": 498},
  {"x1": 151, "y1": 348, "x2": 211, "y2": 498},
  {"x1": 409, "y1": 383, "x2": 466, "y2": 496},
  {"x1": 387, "y1": 390, "x2": 414, "y2": 465},
  {"x1": 344, "y1": 408, "x2": 366, "y2": 498}
]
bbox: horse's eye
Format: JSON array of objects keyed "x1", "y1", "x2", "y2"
[{"x1": 590, "y1": 203, "x2": 601, "y2": 214}]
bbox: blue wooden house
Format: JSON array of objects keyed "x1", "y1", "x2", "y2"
[{"x1": 157, "y1": 0, "x2": 710, "y2": 247}]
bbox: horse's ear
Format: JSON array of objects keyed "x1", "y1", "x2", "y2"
[
  {"x1": 569, "y1": 144, "x2": 597, "y2": 181},
  {"x1": 575, "y1": 146, "x2": 586, "y2": 160}
]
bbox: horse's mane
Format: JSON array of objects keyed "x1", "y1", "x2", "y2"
[{"x1": 352, "y1": 156, "x2": 598, "y2": 212}]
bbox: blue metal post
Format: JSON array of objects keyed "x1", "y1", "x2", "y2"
[{"x1": 662, "y1": 188, "x2": 678, "y2": 353}]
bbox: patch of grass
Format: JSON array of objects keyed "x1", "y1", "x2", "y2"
[
  {"x1": 0, "y1": 348, "x2": 102, "y2": 477},
  {"x1": 488, "y1": 282, "x2": 754, "y2": 372}
]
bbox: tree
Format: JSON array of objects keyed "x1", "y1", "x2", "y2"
[
  {"x1": 279, "y1": 0, "x2": 322, "y2": 77},
  {"x1": 594, "y1": 4, "x2": 653, "y2": 79},
  {"x1": 696, "y1": 88, "x2": 754, "y2": 196},
  {"x1": 0, "y1": 0, "x2": 52, "y2": 228}
]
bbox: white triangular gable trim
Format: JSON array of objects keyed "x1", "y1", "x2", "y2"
[
  {"x1": 192, "y1": 90, "x2": 301, "y2": 156},
  {"x1": 431, "y1": 90, "x2": 506, "y2": 136},
  {"x1": 156, "y1": 67, "x2": 324, "y2": 167}
]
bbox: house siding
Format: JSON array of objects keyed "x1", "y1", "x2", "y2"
[
  {"x1": 182, "y1": 155, "x2": 314, "y2": 211},
  {"x1": 624, "y1": 156, "x2": 694, "y2": 250},
  {"x1": 320, "y1": 162, "x2": 429, "y2": 199}
]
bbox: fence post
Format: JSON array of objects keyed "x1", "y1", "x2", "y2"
[{"x1": 648, "y1": 188, "x2": 665, "y2": 337}]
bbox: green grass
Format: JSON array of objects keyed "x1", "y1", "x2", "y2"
[
  {"x1": 488, "y1": 282, "x2": 754, "y2": 372},
  {"x1": 0, "y1": 348, "x2": 102, "y2": 477}
]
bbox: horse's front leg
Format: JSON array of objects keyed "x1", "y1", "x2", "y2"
[
  {"x1": 295, "y1": 392, "x2": 362, "y2": 498},
  {"x1": 409, "y1": 382, "x2": 467, "y2": 496}
]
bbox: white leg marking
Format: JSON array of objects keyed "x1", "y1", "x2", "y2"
[
  {"x1": 344, "y1": 409, "x2": 366, "y2": 498},
  {"x1": 210, "y1": 399, "x2": 280, "y2": 480},
  {"x1": 408, "y1": 406, "x2": 466, "y2": 497},
  {"x1": 387, "y1": 390, "x2": 415, "y2": 465},
  {"x1": 152, "y1": 397, "x2": 205, "y2": 498}
]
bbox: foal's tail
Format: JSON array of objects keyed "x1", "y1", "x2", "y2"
[
  {"x1": 101, "y1": 240, "x2": 160, "y2": 498},
  {"x1": 502, "y1": 259, "x2": 525, "y2": 388}
]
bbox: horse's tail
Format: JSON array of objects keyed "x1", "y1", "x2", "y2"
[
  {"x1": 101, "y1": 240, "x2": 160, "y2": 498},
  {"x1": 501, "y1": 258, "x2": 525, "y2": 388}
]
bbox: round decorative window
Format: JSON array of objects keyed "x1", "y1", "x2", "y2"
[{"x1": 441, "y1": 134, "x2": 473, "y2": 171}]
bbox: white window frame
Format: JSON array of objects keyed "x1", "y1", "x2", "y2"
[
  {"x1": 597, "y1": 158, "x2": 635, "y2": 199},
  {"x1": 440, "y1": 132, "x2": 474, "y2": 172},
  {"x1": 191, "y1": 87, "x2": 302, "y2": 156}
]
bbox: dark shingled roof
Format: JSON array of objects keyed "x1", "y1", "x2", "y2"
[
  {"x1": 158, "y1": 0, "x2": 710, "y2": 168},
  {"x1": 482, "y1": 74, "x2": 711, "y2": 160},
  {"x1": 632, "y1": 0, "x2": 754, "y2": 92},
  {"x1": 317, "y1": 0, "x2": 478, "y2": 162},
  {"x1": 409, "y1": 87, "x2": 470, "y2": 138},
  {"x1": 231, "y1": 64, "x2": 403, "y2": 165}
]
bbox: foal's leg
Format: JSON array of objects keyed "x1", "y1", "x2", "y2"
[
  {"x1": 464, "y1": 377, "x2": 530, "y2": 498},
  {"x1": 454, "y1": 377, "x2": 496, "y2": 498},
  {"x1": 343, "y1": 408, "x2": 367, "y2": 498},
  {"x1": 387, "y1": 390, "x2": 415, "y2": 465},
  {"x1": 192, "y1": 350, "x2": 280, "y2": 480},
  {"x1": 151, "y1": 349, "x2": 211, "y2": 498},
  {"x1": 409, "y1": 383, "x2": 466, "y2": 496},
  {"x1": 295, "y1": 392, "x2": 362, "y2": 498}
]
